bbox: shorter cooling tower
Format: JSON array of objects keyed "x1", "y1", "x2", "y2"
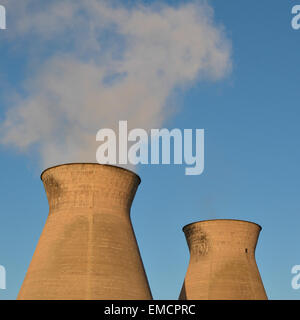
[
  {"x1": 18, "y1": 163, "x2": 152, "y2": 300},
  {"x1": 179, "y1": 219, "x2": 267, "y2": 300}
]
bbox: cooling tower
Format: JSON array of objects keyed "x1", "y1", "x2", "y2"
[
  {"x1": 179, "y1": 219, "x2": 267, "y2": 300},
  {"x1": 18, "y1": 163, "x2": 152, "y2": 300}
]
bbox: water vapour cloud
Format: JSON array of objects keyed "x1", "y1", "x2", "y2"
[{"x1": 0, "y1": 0, "x2": 231, "y2": 168}]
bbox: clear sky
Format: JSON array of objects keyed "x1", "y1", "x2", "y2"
[{"x1": 0, "y1": 0, "x2": 300, "y2": 300}]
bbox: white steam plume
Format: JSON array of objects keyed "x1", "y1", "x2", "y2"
[{"x1": 0, "y1": 0, "x2": 231, "y2": 168}]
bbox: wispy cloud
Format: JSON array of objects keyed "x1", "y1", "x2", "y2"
[{"x1": 0, "y1": 0, "x2": 231, "y2": 168}]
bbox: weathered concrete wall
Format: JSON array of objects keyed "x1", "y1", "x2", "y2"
[
  {"x1": 179, "y1": 219, "x2": 267, "y2": 300},
  {"x1": 18, "y1": 163, "x2": 152, "y2": 300}
]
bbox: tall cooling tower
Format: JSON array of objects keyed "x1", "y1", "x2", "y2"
[
  {"x1": 18, "y1": 163, "x2": 152, "y2": 300},
  {"x1": 179, "y1": 219, "x2": 267, "y2": 300}
]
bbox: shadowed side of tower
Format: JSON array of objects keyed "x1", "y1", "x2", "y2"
[
  {"x1": 18, "y1": 163, "x2": 152, "y2": 300},
  {"x1": 179, "y1": 219, "x2": 267, "y2": 300}
]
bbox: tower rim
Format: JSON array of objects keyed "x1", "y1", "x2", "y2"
[
  {"x1": 182, "y1": 219, "x2": 262, "y2": 233},
  {"x1": 40, "y1": 162, "x2": 141, "y2": 184}
]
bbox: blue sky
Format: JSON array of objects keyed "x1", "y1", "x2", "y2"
[{"x1": 0, "y1": 0, "x2": 300, "y2": 300}]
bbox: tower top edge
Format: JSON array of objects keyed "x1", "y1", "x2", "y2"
[
  {"x1": 182, "y1": 219, "x2": 262, "y2": 232},
  {"x1": 40, "y1": 163, "x2": 141, "y2": 184}
]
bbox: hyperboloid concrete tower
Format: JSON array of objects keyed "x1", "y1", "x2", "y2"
[
  {"x1": 179, "y1": 219, "x2": 267, "y2": 300},
  {"x1": 18, "y1": 163, "x2": 152, "y2": 300}
]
